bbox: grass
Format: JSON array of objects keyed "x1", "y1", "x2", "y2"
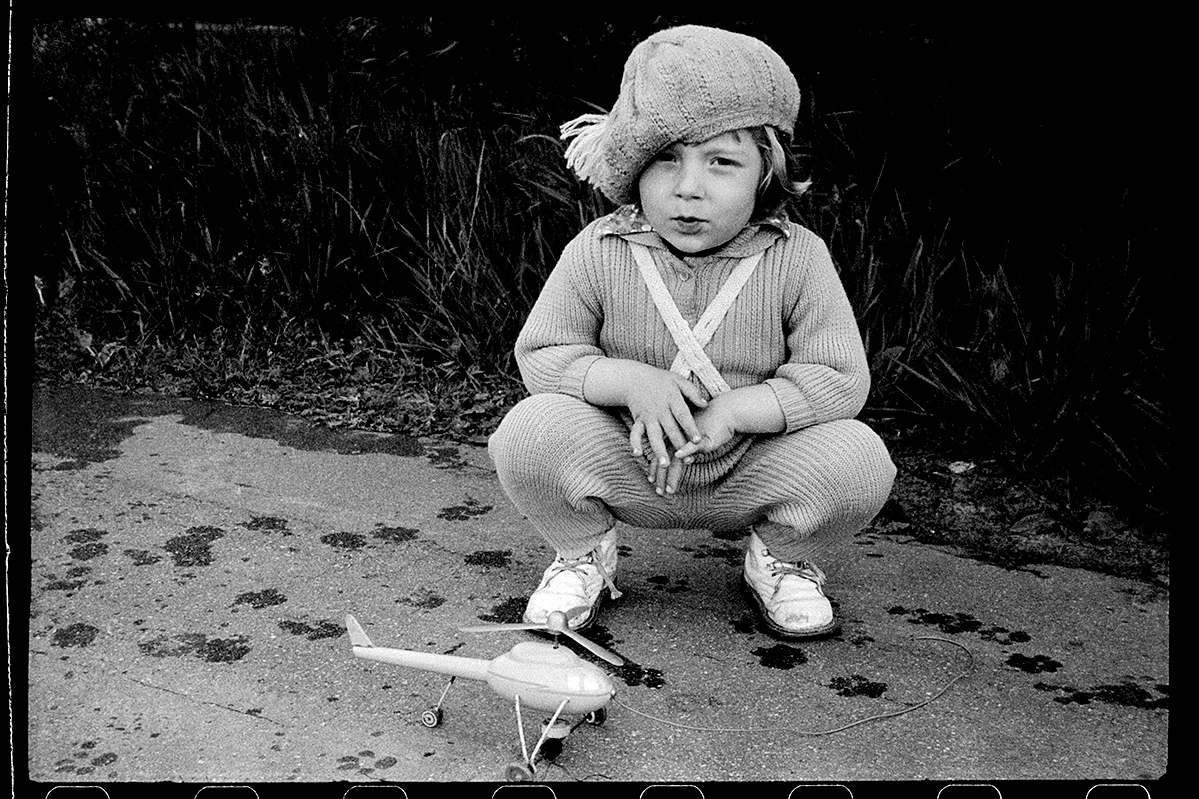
[{"x1": 26, "y1": 18, "x2": 1169, "y2": 520}]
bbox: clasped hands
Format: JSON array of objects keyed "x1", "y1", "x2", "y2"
[
  {"x1": 623, "y1": 369, "x2": 736, "y2": 497},
  {"x1": 583, "y1": 358, "x2": 785, "y2": 497}
]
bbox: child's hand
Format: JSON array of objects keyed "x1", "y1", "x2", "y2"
[
  {"x1": 624, "y1": 368, "x2": 709, "y2": 472},
  {"x1": 674, "y1": 402, "x2": 738, "y2": 460},
  {"x1": 640, "y1": 400, "x2": 738, "y2": 497},
  {"x1": 643, "y1": 402, "x2": 737, "y2": 496}
]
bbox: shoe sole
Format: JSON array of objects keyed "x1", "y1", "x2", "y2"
[
  {"x1": 523, "y1": 586, "x2": 609, "y2": 633},
  {"x1": 740, "y1": 574, "x2": 841, "y2": 640}
]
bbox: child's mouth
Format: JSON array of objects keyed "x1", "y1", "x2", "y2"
[{"x1": 672, "y1": 217, "x2": 707, "y2": 234}]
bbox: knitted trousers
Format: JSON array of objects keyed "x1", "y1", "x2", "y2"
[{"x1": 489, "y1": 393, "x2": 896, "y2": 565}]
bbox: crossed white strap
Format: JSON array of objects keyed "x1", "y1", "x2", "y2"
[{"x1": 628, "y1": 241, "x2": 763, "y2": 398}]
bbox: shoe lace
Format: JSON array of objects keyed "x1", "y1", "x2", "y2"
[
  {"x1": 765, "y1": 558, "x2": 827, "y2": 599},
  {"x1": 548, "y1": 548, "x2": 623, "y2": 600}
]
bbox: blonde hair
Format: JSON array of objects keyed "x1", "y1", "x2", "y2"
[{"x1": 751, "y1": 126, "x2": 811, "y2": 210}]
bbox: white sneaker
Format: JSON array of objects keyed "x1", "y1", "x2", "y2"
[
  {"x1": 742, "y1": 531, "x2": 840, "y2": 639},
  {"x1": 524, "y1": 529, "x2": 622, "y2": 631}
]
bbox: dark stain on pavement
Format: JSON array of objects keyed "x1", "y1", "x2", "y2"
[
  {"x1": 200, "y1": 637, "x2": 253, "y2": 662},
  {"x1": 139, "y1": 632, "x2": 251, "y2": 661},
  {"x1": 321, "y1": 532, "x2": 367, "y2": 550},
  {"x1": 887, "y1": 605, "x2": 1032, "y2": 645},
  {"x1": 980, "y1": 627, "x2": 1032, "y2": 645},
  {"x1": 829, "y1": 674, "x2": 888, "y2": 698},
  {"x1": 437, "y1": 499, "x2": 493, "y2": 521},
  {"x1": 52, "y1": 623, "x2": 100, "y2": 647},
  {"x1": 464, "y1": 549, "x2": 511, "y2": 568},
  {"x1": 689, "y1": 542, "x2": 742, "y2": 563},
  {"x1": 140, "y1": 632, "x2": 208, "y2": 658},
  {"x1": 616, "y1": 659, "x2": 666, "y2": 689},
  {"x1": 1035, "y1": 680, "x2": 1168, "y2": 709},
  {"x1": 32, "y1": 383, "x2": 422, "y2": 468},
  {"x1": 65, "y1": 528, "x2": 109, "y2": 561},
  {"x1": 887, "y1": 604, "x2": 1035, "y2": 647},
  {"x1": 648, "y1": 574, "x2": 691, "y2": 593},
  {"x1": 279, "y1": 619, "x2": 344, "y2": 640},
  {"x1": 710, "y1": 528, "x2": 745, "y2": 542},
  {"x1": 580, "y1": 623, "x2": 616, "y2": 649},
  {"x1": 53, "y1": 741, "x2": 119, "y2": 777},
  {"x1": 888, "y1": 605, "x2": 983, "y2": 635},
  {"x1": 753, "y1": 643, "x2": 808, "y2": 669},
  {"x1": 1006, "y1": 653, "x2": 1063, "y2": 673},
  {"x1": 124, "y1": 548, "x2": 162, "y2": 566},
  {"x1": 335, "y1": 750, "x2": 399, "y2": 775},
  {"x1": 732, "y1": 615, "x2": 757, "y2": 634},
  {"x1": 239, "y1": 515, "x2": 292, "y2": 536},
  {"x1": 373, "y1": 525, "x2": 420, "y2": 543},
  {"x1": 65, "y1": 528, "x2": 106, "y2": 543},
  {"x1": 233, "y1": 588, "x2": 288, "y2": 609},
  {"x1": 478, "y1": 597, "x2": 525, "y2": 624},
  {"x1": 401, "y1": 590, "x2": 446, "y2": 609},
  {"x1": 70, "y1": 543, "x2": 109, "y2": 561},
  {"x1": 44, "y1": 575, "x2": 88, "y2": 593},
  {"x1": 163, "y1": 526, "x2": 225, "y2": 567}
]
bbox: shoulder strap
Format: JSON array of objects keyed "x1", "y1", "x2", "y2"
[
  {"x1": 628, "y1": 242, "x2": 763, "y2": 397},
  {"x1": 679, "y1": 250, "x2": 763, "y2": 360}
]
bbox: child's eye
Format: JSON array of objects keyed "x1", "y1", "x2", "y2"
[{"x1": 712, "y1": 157, "x2": 740, "y2": 167}]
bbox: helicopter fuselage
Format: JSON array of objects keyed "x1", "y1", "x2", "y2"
[
  {"x1": 348, "y1": 618, "x2": 616, "y2": 714},
  {"x1": 486, "y1": 641, "x2": 615, "y2": 713}
]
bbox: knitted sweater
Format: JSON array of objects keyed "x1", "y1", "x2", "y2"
[{"x1": 514, "y1": 206, "x2": 870, "y2": 434}]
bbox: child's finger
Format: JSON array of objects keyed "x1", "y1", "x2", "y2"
[
  {"x1": 673, "y1": 376, "x2": 709, "y2": 408},
  {"x1": 629, "y1": 419, "x2": 646, "y2": 457},
  {"x1": 664, "y1": 457, "x2": 687, "y2": 495},
  {"x1": 674, "y1": 436, "x2": 707, "y2": 460},
  {"x1": 644, "y1": 424, "x2": 672, "y2": 481},
  {"x1": 659, "y1": 407, "x2": 693, "y2": 452},
  {"x1": 655, "y1": 457, "x2": 671, "y2": 496},
  {"x1": 673, "y1": 407, "x2": 703, "y2": 446}
]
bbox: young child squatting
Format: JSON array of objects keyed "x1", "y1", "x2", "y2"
[{"x1": 489, "y1": 25, "x2": 896, "y2": 640}]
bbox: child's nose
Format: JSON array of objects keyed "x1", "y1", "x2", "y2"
[{"x1": 673, "y1": 159, "x2": 705, "y2": 198}]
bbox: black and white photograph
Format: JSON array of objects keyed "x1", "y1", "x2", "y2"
[{"x1": 14, "y1": 6, "x2": 1178, "y2": 794}]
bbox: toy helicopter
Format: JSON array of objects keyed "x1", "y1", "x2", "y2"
[{"x1": 345, "y1": 610, "x2": 624, "y2": 780}]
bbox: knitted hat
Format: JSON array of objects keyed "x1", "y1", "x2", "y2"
[{"x1": 561, "y1": 25, "x2": 801, "y2": 205}]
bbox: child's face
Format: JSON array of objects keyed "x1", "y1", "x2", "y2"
[{"x1": 637, "y1": 129, "x2": 764, "y2": 253}]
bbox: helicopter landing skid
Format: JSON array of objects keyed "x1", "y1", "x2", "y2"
[{"x1": 504, "y1": 694, "x2": 609, "y2": 780}]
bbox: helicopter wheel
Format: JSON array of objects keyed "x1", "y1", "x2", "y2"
[
  {"x1": 503, "y1": 762, "x2": 534, "y2": 782},
  {"x1": 585, "y1": 708, "x2": 607, "y2": 726},
  {"x1": 420, "y1": 708, "x2": 442, "y2": 728},
  {"x1": 539, "y1": 738, "x2": 564, "y2": 761}
]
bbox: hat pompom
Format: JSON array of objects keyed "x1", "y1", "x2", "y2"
[{"x1": 561, "y1": 113, "x2": 609, "y2": 186}]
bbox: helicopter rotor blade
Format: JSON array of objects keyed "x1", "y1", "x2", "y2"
[
  {"x1": 459, "y1": 622, "x2": 545, "y2": 634},
  {"x1": 563, "y1": 629, "x2": 625, "y2": 667}
]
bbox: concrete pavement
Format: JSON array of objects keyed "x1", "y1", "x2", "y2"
[{"x1": 22, "y1": 384, "x2": 1169, "y2": 796}]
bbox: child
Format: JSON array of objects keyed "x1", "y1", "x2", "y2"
[{"x1": 489, "y1": 25, "x2": 896, "y2": 639}]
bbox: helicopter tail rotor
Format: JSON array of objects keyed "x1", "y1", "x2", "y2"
[{"x1": 346, "y1": 615, "x2": 374, "y2": 648}]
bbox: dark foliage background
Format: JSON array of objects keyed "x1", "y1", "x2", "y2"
[{"x1": 13, "y1": 8, "x2": 1188, "y2": 521}]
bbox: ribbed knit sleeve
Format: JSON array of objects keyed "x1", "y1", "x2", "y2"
[
  {"x1": 514, "y1": 222, "x2": 609, "y2": 396},
  {"x1": 766, "y1": 227, "x2": 870, "y2": 432}
]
